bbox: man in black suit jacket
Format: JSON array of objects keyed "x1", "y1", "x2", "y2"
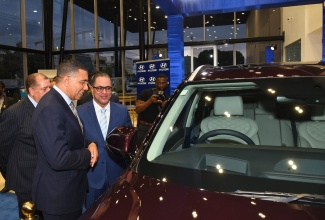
[
  {"x1": 0, "y1": 73, "x2": 50, "y2": 218},
  {"x1": 0, "y1": 80, "x2": 18, "y2": 193},
  {"x1": 32, "y1": 59, "x2": 98, "y2": 220}
]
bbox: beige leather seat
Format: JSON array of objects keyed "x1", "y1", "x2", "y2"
[
  {"x1": 200, "y1": 96, "x2": 259, "y2": 144},
  {"x1": 298, "y1": 110, "x2": 325, "y2": 149}
]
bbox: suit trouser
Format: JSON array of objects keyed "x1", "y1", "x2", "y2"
[
  {"x1": 42, "y1": 210, "x2": 81, "y2": 220},
  {"x1": 85, "y1": 167, "x2": 110, "y2": 210}
]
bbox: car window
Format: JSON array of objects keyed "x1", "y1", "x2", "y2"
[{"x1": 141, "y1": 78, "x2": 325, "y2": 197}]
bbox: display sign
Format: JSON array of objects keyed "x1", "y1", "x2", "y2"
[{"x1": 135, "y1": 59, "x2": 170, "y2": 98}]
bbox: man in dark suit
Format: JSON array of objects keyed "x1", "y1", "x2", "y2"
[
  {"x1": 0, "y1": 80, "x2": 18, "y2": 193},
  {"x1": 0, "y1": 73, "x2": 50, "y2": 218},
  {"x1": 77, "y1": 72, "x2": 133, "y2": 209},
  {"x1": 32, "y1": 59, "x2": 99, "y2": 220}
]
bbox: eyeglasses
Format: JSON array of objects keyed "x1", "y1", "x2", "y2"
[{"x1": 92, "y1": 86, "x2": 113, "y2": 92}]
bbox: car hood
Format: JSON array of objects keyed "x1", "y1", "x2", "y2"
[{"x1": 80, "y1": 169, "x2": 325, "y2": 220}]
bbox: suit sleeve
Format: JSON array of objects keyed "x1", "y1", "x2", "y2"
[
  {"x1": 124, "y1": 106, "x2": 133, "y2": 127},
  {"x1": 33, "y1": 106, "x2": 91, "y2": 171},
  {"x1": 0, "y1": 108, "x2": 17, "y2": 169}
]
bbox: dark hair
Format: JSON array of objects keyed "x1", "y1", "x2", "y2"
[
  {"x1": 57, "y1": 59, "x2": 87, "y2": 80},
  {"x1": 0, "y1": 81, "x2": 5, "y2": 88},
  {"x1": 90, "y1": 71, "x2": 110, "y2": 86},
  {"x1": 52, "y1": 76, "x2": 58, "y2": 82},
  {"x1": 155, "y1": 74, "x2": 167, "y2": 81},
  {"x1": 25, "y1": 73, "x2": 49, "y2": 92}
]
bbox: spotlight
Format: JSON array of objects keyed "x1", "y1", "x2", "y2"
[{"x1": 270, "y1": 44, "x2": 277, "y2": 51}]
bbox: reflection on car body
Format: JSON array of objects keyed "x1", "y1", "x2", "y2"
[{"x1": 80, "y1": 63, "x2": 325, "y2": 220}]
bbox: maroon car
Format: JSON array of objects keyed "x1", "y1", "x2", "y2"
[{"x1": 80, "y1": 63, "x2": 325, "y2": 219}]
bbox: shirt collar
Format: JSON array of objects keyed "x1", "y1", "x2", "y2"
[
  {"x1": 27, "y1": 95, "x2": 38, "y2": 107},
  {"x1": 93, "y1": 99, "x2": 110, "y2": 112},
  {"x1": 53, "y1": 85, "x2": 72, "y2": 106}
]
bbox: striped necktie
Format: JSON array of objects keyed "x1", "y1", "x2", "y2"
[
  {"x1": 69, "y1": 101, "x2": 83, "y2": 133},
  {"x1": 100, "y1": 108, "x2": 107, "y2": 139}
]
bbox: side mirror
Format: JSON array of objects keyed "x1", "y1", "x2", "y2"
[{"x1": 106, "y1": 126, "x2": 138, "y2": 162}]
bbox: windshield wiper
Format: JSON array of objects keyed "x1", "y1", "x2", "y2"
[{"x1": 228, "y1": 190, "x2": 325, "y2": 205}]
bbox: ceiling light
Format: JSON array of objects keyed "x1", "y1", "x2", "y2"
[{"x1": 270, "y1": 44, "x2": 277, "y2": 50}]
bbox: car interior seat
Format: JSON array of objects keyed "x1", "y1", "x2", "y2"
[
  {"x1": 200, "y1": 96, "x2": 260, "y2": 144},
  {"x1": 255, "y1": 100, "x2": 295, "y2": 147},
  {"x1": 298, "y1": 109, "x2": 325, "y2": 149}
]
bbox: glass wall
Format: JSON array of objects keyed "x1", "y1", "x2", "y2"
[
  {"x1": 74, "y1": 2, "x2": 95, "y2": 49},
  {"x1": 0, "y1": 1, "x2": 322, "y2": 96},
  {"x1": 53, "y1": 0, "x2": 64, "y2": 51},
  {"x1": 0, "y1": 50, "x2": 24, "y2": 92},
  {"x1": 0, "y1": 0, "x2": 21, "y2": 47},
  {"x1": 26, "y1": 0, "x2": 43, "y2": 50}
]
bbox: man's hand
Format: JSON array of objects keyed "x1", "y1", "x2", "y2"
[
  {"x1": 150, "y1": 94, "x2": 163, "y2": 104},
  {"x1": 161, "y1": 100, "x2": 167, "y2": 108},
  {"x1": 87, "y1": 142, "x2": 98, "y2": 167}
]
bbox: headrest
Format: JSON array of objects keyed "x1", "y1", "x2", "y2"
[
  {"x1": 311, "y1": 109, "x2": 325, "y2": 121},
  {"x1": 214, "y1": 96, "x2": 243, "y2": 116}
]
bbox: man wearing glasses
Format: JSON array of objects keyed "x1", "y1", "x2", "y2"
[
  {"x1": 77, "y1": 71, "x2": 120, "y2": 106},
  {"x1": 77, "y1": 72, "x2": 132, "y2": 209}
]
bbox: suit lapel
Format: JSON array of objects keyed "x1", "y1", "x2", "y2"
[
  {"x1": 87, "y1": 101, "x2": 103, "y2": 139},
  {"x1": 52, "y1": 89, "x2": 83, "y2": 135},
  {"x1": 108, "y1": 102, "x2": 117, "y2": 134},
  {"x1": 22, "y1": 97, "x2": 35, "y2": 116}
]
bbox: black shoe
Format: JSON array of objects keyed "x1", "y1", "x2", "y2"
[{"x1": 0, "y1": 186, "x2": 10, "y2": 193}]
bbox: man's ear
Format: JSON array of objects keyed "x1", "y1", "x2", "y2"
[
  {"x1": 62, "y1": 75, "x2": 70, "y2": 87},
  {"x1": 28, "y1": 87, "x2": 34, "y2": 97},
  {"x1": 89, "y1": 85, "x2": 94, "y2": 94}
]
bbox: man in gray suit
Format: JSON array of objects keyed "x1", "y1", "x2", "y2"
[{"x1": 0, "y1": 73, "x2": 50, "y2": 218}]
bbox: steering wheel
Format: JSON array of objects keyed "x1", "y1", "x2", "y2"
[{"x1": 196, "y1": 129, "x2": 255, "y2": 145}]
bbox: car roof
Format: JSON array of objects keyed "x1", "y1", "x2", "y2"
[{"x1": 188, "y1": 62, "x2": 325, "y2": 82}]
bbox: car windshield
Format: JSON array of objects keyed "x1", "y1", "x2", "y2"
[{"x1": 137, "y1": 71, "x2": 325, "y2": 199}]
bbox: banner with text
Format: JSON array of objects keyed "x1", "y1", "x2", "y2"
[{"x1": 135, "y1": 59, "x2": 170, "y2": 98}]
